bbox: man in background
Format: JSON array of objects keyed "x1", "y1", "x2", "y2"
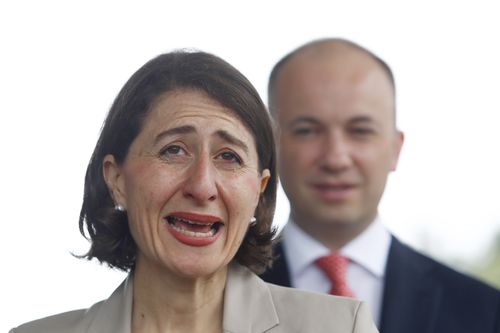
[{"x1": 261, "y1": 38, "x2": 500, "y2": 333}]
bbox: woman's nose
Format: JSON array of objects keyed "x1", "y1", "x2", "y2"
[{"x1": 182, "y1": 156, "x2": 218, "y2": 203}]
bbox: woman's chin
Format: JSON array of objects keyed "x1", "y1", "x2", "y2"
[{"x1": 170, "y1": 260, "x2": 227, "y2": 280}]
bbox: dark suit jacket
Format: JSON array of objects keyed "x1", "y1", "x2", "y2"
[{"x1": 261, "y1": 236, "x2": 500, "y2": 333}]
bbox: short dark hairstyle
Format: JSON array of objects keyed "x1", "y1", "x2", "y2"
[
  {"x1": 79, "y1": 50, "x2": 277, "y2": 274},
  {"x1": 268, "y1": 38, "x2": 397, "y2": 122}
]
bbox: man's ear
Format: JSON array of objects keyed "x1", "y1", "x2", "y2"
[
  {"x1": 102, "y1": 154, "x2": 126, "y2": 209},
  {"x1": 391, "y1": 130, "x2": 405, "y2": 171}
]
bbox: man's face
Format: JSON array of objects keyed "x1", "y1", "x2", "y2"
[{"x1": 272, "y1": 49, "x2": 403, "y2": 242}]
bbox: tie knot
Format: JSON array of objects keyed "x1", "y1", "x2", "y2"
[{"x1": 315, "y1": 253, "x2": 354, "y2": 297}]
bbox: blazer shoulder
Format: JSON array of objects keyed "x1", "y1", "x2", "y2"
[
  {"x1": 10, "y1": 277, "x2": 132, "y2": 333},
  {"x1": 266, "y1": 283, "x2": 378, "y2": 332},
  {"x1": 391, "y1": 237, "x2": 499, "y2": 297},
  {"x1": 385, "y1": 237, "x2": 500, "y2": 332},
  {"x1": 10, "y1": 300, "x2": 105, "y2": 333}
]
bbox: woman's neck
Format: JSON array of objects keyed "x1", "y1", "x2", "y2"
[{"x1": 131, "y1": 257, "x2": 226, "y2": 333}]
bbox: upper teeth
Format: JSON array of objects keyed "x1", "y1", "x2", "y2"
[
  {"x1": 169, "y1": 216, "x2": 214, "y2": 226},
  {"x1": 168, "y1": 216, "x2": 216, "y2": 238}
]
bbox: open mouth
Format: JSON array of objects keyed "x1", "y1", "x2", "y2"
[
  {"x1": 166, "y1": 215, "x2": 223, "y2": 237},
  {"x1": 164, "y1": 212, "x2": 224, "y2": 247}
]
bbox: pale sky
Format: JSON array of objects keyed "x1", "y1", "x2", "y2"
[{"x1": 1, "y1": 1, "x2": 499, "y2": 330}]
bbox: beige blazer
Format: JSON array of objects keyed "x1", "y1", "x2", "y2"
[{"x1": 11, "y1": 264, "x2": 378, "y2": 333}]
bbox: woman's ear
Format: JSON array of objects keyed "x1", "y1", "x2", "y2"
[
  {"x1": 102, "y1": 154, "x2": 126, "y2": 209},
  {"x1": 259, "y1": 169, "x2": 271, "y2": 194}
]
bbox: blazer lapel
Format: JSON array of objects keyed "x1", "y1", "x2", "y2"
[
  {"x1": 223, "y1": 264, "x2": 279, "y2": 333},
  {"x1": 83, "y1": 267, "x2": 279, "y2": 333},
  {"x1": 86, "y1": 275, "x2": 133, "y2": 333},
  {"x1": 379, "y1": 237, "x2": 441, "y2": 333}
]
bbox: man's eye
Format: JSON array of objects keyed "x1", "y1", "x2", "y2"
[
  {"x1": 292, "y1": 127, "x2": 318, "y2": 136},
  {"x1": 351, "y1": 127, "x2": 374, "y2": 136}
]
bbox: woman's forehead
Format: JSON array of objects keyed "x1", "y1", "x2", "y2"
[{"x1": 139, "y1": 89, "x2": 257, "y2": 146}]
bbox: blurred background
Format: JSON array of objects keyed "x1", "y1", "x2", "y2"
[{"x1": 1, "y1": 1, "x2": 499, "y2": 331}]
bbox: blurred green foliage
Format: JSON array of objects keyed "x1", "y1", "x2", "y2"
[{"x1": 418, "y1": 230, "x2": 500, "y2": 290}]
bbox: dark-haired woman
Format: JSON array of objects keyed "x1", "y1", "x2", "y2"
[{"x1": 11, "y1": 50, "x2": 378, "y2": 333}]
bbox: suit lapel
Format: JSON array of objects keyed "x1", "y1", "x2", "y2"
[
  {"x1": 223, "y1": 264, "x2": 279, "y2": 333},
  {"x1": 86, "y1": 275, "x2": 133, "y2": 333},
  {"x1": 259, "y1": 242, "x2": 292, "y2": 287},
  {"x1": 83, "y1": 267, "x2": 279, "y2": 333},
  {"x1": 379, "y1": 237, "x2": 441, "y2": 333}
]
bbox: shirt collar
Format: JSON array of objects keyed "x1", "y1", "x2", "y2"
[
  {"x1": 282, "y1": 220, "x2": 330, "y2": 279},
  {"x1": 282, "y1": 216, "x2": 390, "y2": 279},
  {"x1": 342, "y1": 216, "x2": 390, "y2": 278}
]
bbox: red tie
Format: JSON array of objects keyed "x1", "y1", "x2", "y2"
[{"x1": 315, "y1": 253, "x2": 355, "y2": 297}]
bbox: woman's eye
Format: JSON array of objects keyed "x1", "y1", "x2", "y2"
[
  {"x1": 217, "y1": 151, "x2": 242, "y2": 165},
  {"x1": 160, "y1": 144, "x2": 186, "y2": 157}
]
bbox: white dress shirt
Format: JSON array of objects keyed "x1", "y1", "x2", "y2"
[{"x1": 281, "y1": 217, "x2": 391, "y2": 325}]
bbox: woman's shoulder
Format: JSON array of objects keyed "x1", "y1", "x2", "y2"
[
  {"x1": 10, "y1": 300, "x2": 107, "y2": 333},
  {"x1": 10, "y1": 277, "x2": 132, "y2": 333},
  {"x1": 10, "y1": 302, "x2": 107, "y2": 333}
]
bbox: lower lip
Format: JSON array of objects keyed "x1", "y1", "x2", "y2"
[
  {"x1": 312, "y1": 185, "x2": 355, "y2": 201},
  {"x1": 165, "y1": 222, "x2": 222, "y2": 247}
]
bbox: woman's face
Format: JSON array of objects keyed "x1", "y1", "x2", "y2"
[{"x1": 103, "y1": 89, "x2": 269, "y2": 278}]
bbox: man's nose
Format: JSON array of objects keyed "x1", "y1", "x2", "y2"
[
  {"x1": 320, "y1": 132, "x2": 353, "y2": 172},
  {"x1": 182, "y1": 156, "x2": 218, "y2": 203}
]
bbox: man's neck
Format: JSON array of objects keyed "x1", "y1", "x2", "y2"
[{"x1": 292, "y1": 214, "x2": 374, "y2": 251}]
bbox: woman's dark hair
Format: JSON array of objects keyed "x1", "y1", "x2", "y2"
[{"x1": 79, "y1": 50, "x2": 277, "y2": 274}]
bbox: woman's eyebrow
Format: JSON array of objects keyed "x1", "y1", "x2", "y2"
[
  {"x1": 153, "y1": 126, "x2": 249, "y2": 153},
  {"x1": 215, "y1": 130, "x2": 249, "y2": 154},
  {"x1": 154, "y1": 125, "x2": 195, "y2": 145}
]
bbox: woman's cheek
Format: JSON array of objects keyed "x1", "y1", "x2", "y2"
[
  {"x1": 133, "y1": 163, "x2": 179, "y2": 199},
  {"x1": 231, "y1": 176, "x2": 261, "y2": 228},
  {"x1": 243, "y1": 175, "x2": 261, "y2": 205}
]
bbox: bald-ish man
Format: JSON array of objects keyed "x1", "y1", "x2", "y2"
[{"x1": 261, "y1": 38, "x2": 500, "y2": 333}]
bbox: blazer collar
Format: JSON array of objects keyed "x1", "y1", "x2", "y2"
[
  {"x1": 223, "y1": 264, "x2": 279, "y2": 333},
  {"x1": 86, "y1": 275, "x2": 133, "y2": 333},
  {"x1": 84, "y1": 264, "x2": 279, "y2": 333}
]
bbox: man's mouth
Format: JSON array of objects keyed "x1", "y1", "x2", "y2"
[
  {"x1": 315, "y1": 184, "x2": 354, "y2": 191},
  {"x1": 311, "y1": 182, "x2": 357, "y2": 201}
]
